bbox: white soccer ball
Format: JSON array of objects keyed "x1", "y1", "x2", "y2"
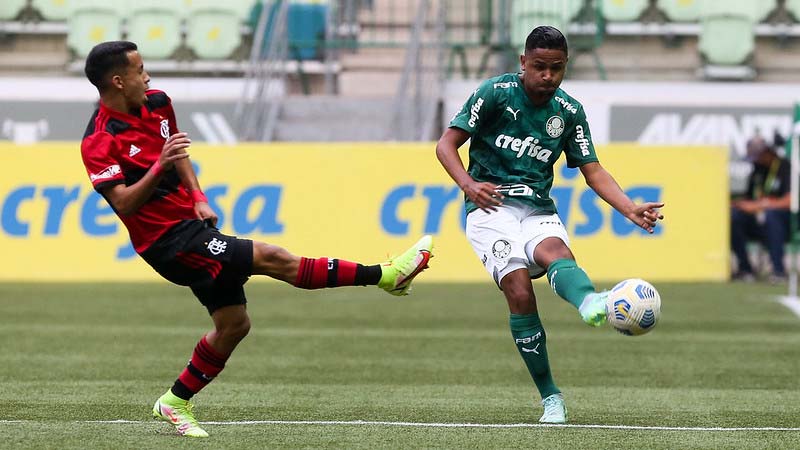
[{"x1": 605, "y1": 278, "x2": 661, "y2": 336}]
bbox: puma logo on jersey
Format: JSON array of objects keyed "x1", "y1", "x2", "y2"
[
  {"x1": 129, "y1": 144, "x2": 141, "y2": 157},
  {"x1": 495, "y1": 134, "x2": 553, "y2": 162},
  {"x1": 505, "y1": 107, "x2": 521, "y2": 120}
]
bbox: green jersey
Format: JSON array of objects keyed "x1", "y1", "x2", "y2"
[{"x1": 450, "y1": 73, "x2": 598, "y2": 214}]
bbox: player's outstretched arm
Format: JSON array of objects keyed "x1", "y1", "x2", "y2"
[
  {"x1": 436, "y1": 127, "x2": 504, "y2": 213},
  {"x1": 579, "y1": 162, "x2": 664, "y2": 234}
]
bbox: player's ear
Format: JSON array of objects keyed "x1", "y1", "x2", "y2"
[
  {"x1": 519, "y1": 53, "x2": 525, "y2": 71},
  {"x1": 109, "y1": 73, "x2": 124, "y2": 90}
]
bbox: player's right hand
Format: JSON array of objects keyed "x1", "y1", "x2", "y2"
[
  {"x1": 159, "y1": 132, "x2": 192, "y2": 170},
  {"x1": 463, "y1": 180, "x2": 504, "y2": 213}
]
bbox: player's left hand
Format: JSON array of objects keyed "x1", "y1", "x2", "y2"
[
  {"x1": 195, "y1": 201, "x2": 218, "y2": 227},
  {"x1": 628, "y1": 202, "x2": 664, "y2": 234}
]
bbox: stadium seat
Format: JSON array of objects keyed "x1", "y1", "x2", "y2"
[
  {"x1": 184, "y1": 0, "x2": 255, "y2": 21},
  {"x1": 0, "y1": 0, "x2": 28, "y2": 21},
  {"x1": 698, "y1": 15, "x2": 754, "y2": 65},
  {"x1": 185, "y1": 0, "x2": 242, "y2": 59},
  {"x1": 510, "y1": 0, "x2": 584, "y2": 54},
  {"x1": 30, "y1": 0, "x2": 70, "y2": 21},
  {"x1": 66, "y1": 2, "x2": 121, "y2": 58},
  {"x1": 126, "y1": 1, "x2": 182, "y2": 60},
  {"x1": 287, "y1": 1, "x2": 328, "y2": 60},
  {"x1": 784, "y1": 0, "x2": 800, "y2": 22},
  {"x1": 701, "y1": 0, "x2": 775, "y2": 23},
  {"x1": 656, "y1": 0, "x2": 701, "y2": 22},
  {"x1": 600, "y1": 0, "x2": 649, "y2": 22}
]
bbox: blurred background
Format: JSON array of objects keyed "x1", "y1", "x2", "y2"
[{"x1": 0, "y1": 0, "x2": 797, "y2": 284}]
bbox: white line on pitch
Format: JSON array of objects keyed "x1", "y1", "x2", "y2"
[
  {"x1": 777, "y1": 295, "x2": 800, "y2": 318},
  {"x1": 11, "y1": 419, "x2": 793, "y2": 432}
]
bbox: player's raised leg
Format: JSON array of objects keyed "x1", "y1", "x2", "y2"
[
  {"x1": 536, "y1": 237, "x2": 606, "y2": 326},
  {"x1": 378, "y1": 234, "x2": 434, "y2": 296},
  {"x1": 252, "y1": 235, "x2": 433, "y2": 296}
]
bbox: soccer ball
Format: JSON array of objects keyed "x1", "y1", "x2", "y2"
[{"x1": 605, "y1": 278, "x2": 661, "y2": 336}]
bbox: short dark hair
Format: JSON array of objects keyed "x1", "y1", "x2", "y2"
[
  {"x1": 84, "y1": 41, "x2": 138, "y2": 92},
  {"x1": 525, "y1": 26, "x2": 568, "y2": 56}
]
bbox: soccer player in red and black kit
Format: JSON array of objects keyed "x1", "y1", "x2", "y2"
[{"x1": 80, "y1": 41, "x2": 433, "y2": 438}]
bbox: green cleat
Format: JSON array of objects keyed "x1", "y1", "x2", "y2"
[
  {"x1": 378, "y1": 235, "x2": 434, "y2": 296},
  {"x1": 540, "y1": 393, "x2": 567, "y2": 423},
  {"x1": 152, "y1": 391, "x2": 209, "y2": 438},
  {"x1": 579, "y1": 291, "x2": 608, "y2": 327}
]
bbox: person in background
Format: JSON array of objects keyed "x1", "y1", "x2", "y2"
[{"x1": 731, "y1": 135, "x2": 791, "y2": 283}]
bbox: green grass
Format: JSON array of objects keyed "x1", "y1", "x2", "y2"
[{"x1": 1, "y1": 281, "x2": 799, "y2": 449}]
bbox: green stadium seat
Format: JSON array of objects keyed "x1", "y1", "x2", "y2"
[
  {"x1": 30, "y1": 0, "x2": 71, "y2": 21},
  {"x1": 656, "y1": 0, "x2": 701, "y2": 22},
  {"x1": 600, "y1": 0, "x2": 649, "y2": 22},
  {"x1": 185, "y1": 0, "x2": 242, "y2": 59},
  {"x1": 701, "y1": 0, "x2": 775, "y2": 23},
  {"x1": 126, "y1": 1, "x2": 182, "y2": 60},
  {"x1": 784, "y1": 0, "x2": 800, "y2": 22},
  {"x1": 698, "y1": 15, "x2": 754, "y2": 65},
  {"x1": 0, "y1": 0, "x2": 28, "y2": 21},
  {"x1": 510, "y1": 0, "x2": 584, "y2": 54},
  {"x1": 66, "y1": 2, "x2": 121, "y2": 58},
  {"x1": 183, "y1": 0, "x2": 255, "y2": 21}
]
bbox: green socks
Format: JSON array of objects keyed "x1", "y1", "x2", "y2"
[
  {"x1": 510, "y1": 313, "x2": 559, "y2": 399},
  {"x1": 547, "y1": 258, "x2": 596, "y2": 309}
]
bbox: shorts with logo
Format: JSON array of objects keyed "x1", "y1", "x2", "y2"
[
  {"x1": 466, "y1": 202, "x2": 569, "y2": 287},
  {"x1": 140, "y1": 219, "x2": 254, "y2": 314}
]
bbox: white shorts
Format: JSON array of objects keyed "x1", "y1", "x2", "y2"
[{"x1": 466, "y1": 202, "x2": 569, "y2": 286}]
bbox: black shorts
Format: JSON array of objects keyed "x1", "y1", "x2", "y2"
[{"x1": 140, "y1": 219, "x2": 254, "y2": 314}]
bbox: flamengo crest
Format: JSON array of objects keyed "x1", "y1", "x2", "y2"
[
  {"x1": 160, "y1": 119, "x2": 169, "y2": 139},
  {"x1": 207, "y1": 238, "x2": 228, "y2": 255}
]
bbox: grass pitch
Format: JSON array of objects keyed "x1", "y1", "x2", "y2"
[{"x1": 1, "y1": 281, "x2": 799, "y2": 449}]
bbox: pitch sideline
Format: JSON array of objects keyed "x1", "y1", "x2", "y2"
[{"x1": 2, "y1": 419, "x2": 798, "y2": 432}]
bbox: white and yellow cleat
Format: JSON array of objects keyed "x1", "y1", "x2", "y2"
[
  {"x1": 378, "y1": 235, "x2": 434, "y2": 296},
  {"x1": 152, "y1": 391, "x2": 209, "y2": 438}
]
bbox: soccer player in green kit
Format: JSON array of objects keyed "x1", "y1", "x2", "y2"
[{"x1": 435, "y1": 26, "x2": 664, "y2": 423}]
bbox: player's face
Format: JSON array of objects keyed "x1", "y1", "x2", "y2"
[
  {"x1": 519, "y1": 48, "x2": 567, "y2": 106},
  {"x1": 119, "y1": 51, "x2": 150, "y2": 110}
]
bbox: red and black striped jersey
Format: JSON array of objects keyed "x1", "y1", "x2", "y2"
[{"x1": 80, "y1": 90, "x2": 197, "y2": 253}]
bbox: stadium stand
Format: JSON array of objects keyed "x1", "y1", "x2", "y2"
[
  {"x1": 31, "y1": 0, "x2": 71, "y2": 21},
  {"x1": 3, "y1": 0, "x2": 800, "y2": 86},
  {"x1": 126, "y1": 1, "x2": 183, "y2": 60},
  {"x1": 66, "y1": 2, "x2": 122, "y2": 59},
  {"x1": 0, "y1": 0, "x2": 28, "y2": 21},
  {"x1": 655, "y1": 0, "x2": 701, "y2": 22},
  {"x1": 186, "y1": 0, "x2": 246, "y2": 60},
  {"x1": 600, "y1": 0, "x2": 650, "y2": 22}
]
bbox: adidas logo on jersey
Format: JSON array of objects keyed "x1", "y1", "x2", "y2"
[
  {"x1": 494, "y1": 134, "x2": 553, "y2": 162},
  {"x1": 129, "y1": 144, "x2": 141, "y2": 157}
]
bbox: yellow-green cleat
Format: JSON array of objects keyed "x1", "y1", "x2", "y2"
[
  {"x1": 378, "y1": 235, "x2": 434, "y2": 296},
  {"x1": 539, "y1": 393, "x2": 567, "y2": 424},
  {"x1": 152, "y1": 390, "x2": 209, "y2": 438},
  {"x1": 579, "y1": 291, "x2": 608, "y2": 327}
]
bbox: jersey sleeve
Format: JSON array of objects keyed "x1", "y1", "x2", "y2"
[
  {"x1": 166, "y1": 97, "x2": 180, "y2": 135},
  {"x1": 81, "y1": 133, "x2": 125, "y2": 192},
  {"x1": 146, "y1": 89, "x2": 180, "y2": 135},
  {"x1": 449, "y1": 79, "x2": 498, "y2": 135},
  {"x1": 563, "y1": 105, "x2": 599, "y2": 168}
]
